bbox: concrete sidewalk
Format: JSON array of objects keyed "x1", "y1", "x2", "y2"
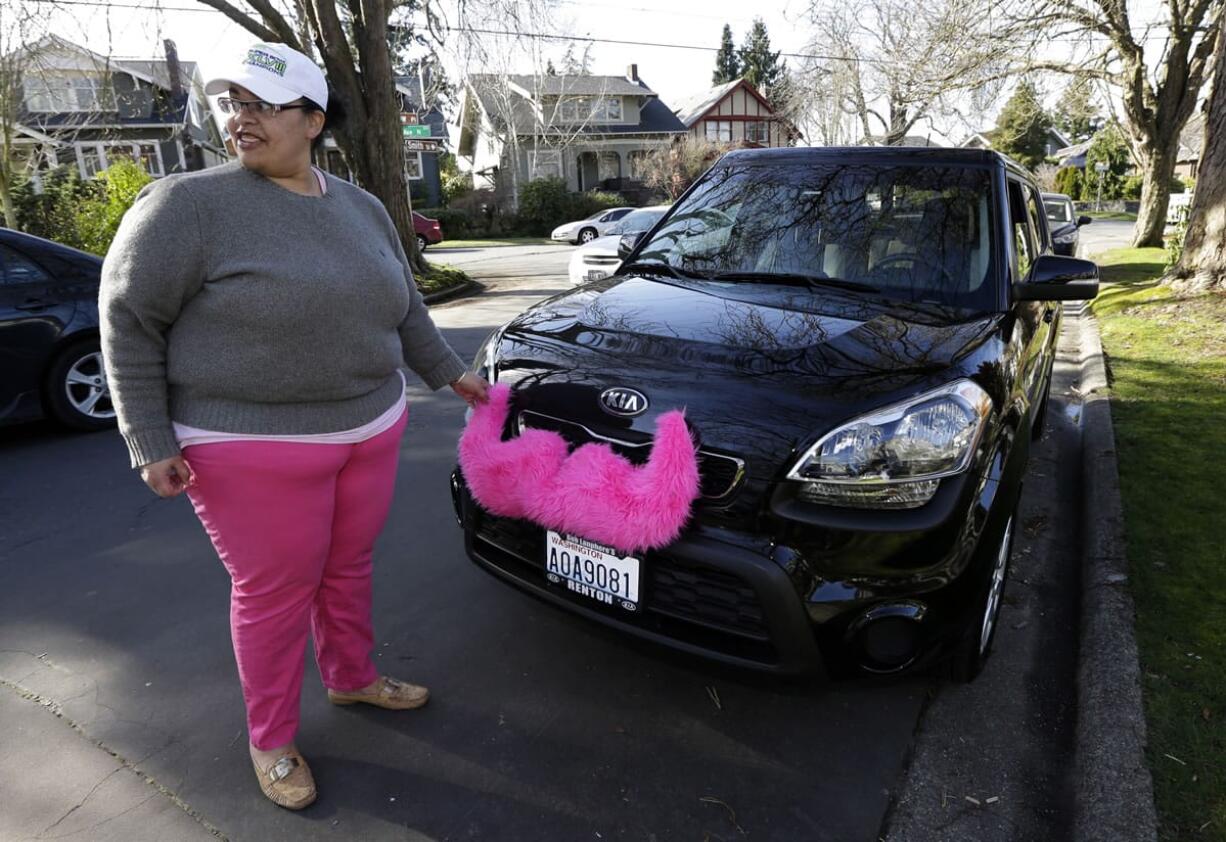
[{"x1": 0, "y1": 657, "x2": 219, "y2": 842}]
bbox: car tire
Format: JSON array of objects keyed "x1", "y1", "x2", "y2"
[
  {"x1": 416, "y1": 234, "x2": 428, "y2": 253},
  {"x1": 44, "y1": 338, "x2": 117, "y2": 431},
  {"x1": 948, "y1": 506, "x2": 1016, "y2": 683},
  {"x1": 578, "y1": 227, "x2": 597, "y2": 244}
]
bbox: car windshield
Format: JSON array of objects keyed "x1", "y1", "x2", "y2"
[
  {"x1": 634, "y1": 160, "x2": 998, "y2": 310},
  {"x1": 1044, "y1": 199, "x2": 1073, "y2": 224},
  {"x1": 609, "y1": 209, "x2": 666, "y2": 235}
]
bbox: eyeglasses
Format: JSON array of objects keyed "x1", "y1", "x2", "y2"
[{"x1": 217, "y1": 96, "x2": 312, "y2": 116}]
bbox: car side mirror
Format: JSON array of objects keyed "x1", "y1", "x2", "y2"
[
  {"x1": 1076, "y1": 215, "x2": 1092, "y2": 227},
  {"x1": 618, "y1": 232, "x2": 645, "y2": 259},
  {"x1": 1013, "y1": 254, "x2": 1099, "y2": 301}
]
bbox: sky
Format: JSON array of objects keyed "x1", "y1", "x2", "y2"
[{"x1": 15, "y1": 0, "x2": 1176, "y2": 144}]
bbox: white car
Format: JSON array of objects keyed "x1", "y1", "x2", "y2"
[
  {"x1": 568, "y1": 205, "x2": 670, "y2": 285},
  {"x1": 551, "y1": 207, "x2": 635, "y2": 244}
]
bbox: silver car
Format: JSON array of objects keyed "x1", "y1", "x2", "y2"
[{"x1": 568, "y1": 205, "x2": 670, "y2": 284}]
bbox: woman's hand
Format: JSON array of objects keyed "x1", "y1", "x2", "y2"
[
  {"x1": 451, "y1": 372, "x2": 491, "y2": 408},
  {"x1": 140, "y1": 455, "x2": 196, "y2": 498}
]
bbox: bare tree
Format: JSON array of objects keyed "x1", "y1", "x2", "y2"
[
  {"x1": 1171, "y1": 29, "x2": 1225, "y2": 289},
  {"x1": 999, "y1": 0, "x2": 1223, "y2": 247},
  {"x1": 799, "y1": 0, "x2": 1010, "y2": 146}
]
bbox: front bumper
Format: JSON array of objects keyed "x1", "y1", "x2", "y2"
[{"x1": 451, "y1": 450, "x2": 1021, "y2": 678}]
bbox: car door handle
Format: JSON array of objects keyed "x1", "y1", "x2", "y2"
[{"x1": 15, "y1": 297, "x2": 52, "y2": 311}]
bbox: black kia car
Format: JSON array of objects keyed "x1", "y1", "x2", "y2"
[
  {"x1": 451, "y1": 147, "x2": 1098, "y2": 681},
  {"x1": 0, "y1": 228, "x2": 113, "y2": 430}
]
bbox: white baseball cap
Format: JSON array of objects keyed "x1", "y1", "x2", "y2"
[{"x1": 205, "y1": 43, "x2": 328, "y2": 109}]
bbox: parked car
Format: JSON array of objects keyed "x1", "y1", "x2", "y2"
[
  {"x1": 452, "y1": 147, "x2": 1098, "y2": 681},
  {"x1": 0, "y1": 229, "x2": 113, "y2": 430},
  {"x1": 551, "y1": 207, "x2": 635, "y2": 245},
  {"x1": 413, "y1": 211, "x2": 444, "y2": 251},
  {"x1": 568, "y1": 205, "x2": 670, "y2": 285},
  {"x1": 1041, "y1": 192, "x2": 1092, "y2": 255}
]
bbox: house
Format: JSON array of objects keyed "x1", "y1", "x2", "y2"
[
  {"x1": 1175, "y1": 112, "x2": 1204, "y2": 181},
  {"x1": 672, "y1": 78, "x2": 796, "y2": 147},
  {"x1": 5, "y1": 35, "x2": 227, "y2": 185},
  {"x1": 962, "y1": 127, "x2": 1072, "y2": 158},
  {"x1": 453, "y1": 65, "x2": 687, "y2": 203},
  {"x1": 314, "y1": 73, "x2": 449, "y2": 208}
]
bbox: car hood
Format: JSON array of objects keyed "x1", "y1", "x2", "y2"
[{"x1": 494, "y1": 274, "x2": 1006, "y2": 487}]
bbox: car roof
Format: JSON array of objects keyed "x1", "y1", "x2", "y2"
[
  {"x1": 0, "y1": 227, "x2": 102, "y2": 264},
  {"x1": 720, "y1": 145, "x2": 1026, "y2": 174}
]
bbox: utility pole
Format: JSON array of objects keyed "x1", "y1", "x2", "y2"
[{"x1": 1094, "y1": 160, "x2": 1107, "y2": 211}]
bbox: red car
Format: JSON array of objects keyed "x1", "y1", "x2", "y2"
[{"x1": 413, "y1": 211, "x2": 443, "y2": 252}]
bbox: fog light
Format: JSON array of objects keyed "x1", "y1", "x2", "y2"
[
  {"x1": 797, "y1": 479, "x2": 939, "y2": 509},
  {"x1": 847, "y1": 601, "x2": 927, "y2": 673}
]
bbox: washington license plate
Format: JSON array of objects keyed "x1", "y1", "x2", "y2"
[{"x1": 545, "y1": 531, "x2": 640, "y2": 611}]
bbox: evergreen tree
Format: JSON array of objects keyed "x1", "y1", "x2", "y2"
[
  {"x1": 992, "y1": 79, "x2": 1054, "y2": 170},
  {"x1": 713, "y1": 23, "x2": 740, "y2": 84},
  {"x1": 738, "y1": 18, "x2": 786, "y2": 105},
  {"x1": 1053, "y1": 79, "x2": 1099, "y2": 143}
]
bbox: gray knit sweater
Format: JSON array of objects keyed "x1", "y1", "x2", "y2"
[{"x1": 100, "y1": 163, "x2": 468, "y2": 468}]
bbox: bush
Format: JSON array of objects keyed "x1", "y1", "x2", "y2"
[
  {"x1": 417, "y1": 207, "x2": 475, "y2": 239},
  {"x1": 11, "y1": 160, "x2": 152, "y2": 255},
  {"x1": 516, "y1": 177, "x2": 572, "y2": 236},
  {"x1": 1121, "y1": 174, "x2": 1186, "y2": 201},
  {"x1": 1165, "y1": 216, "x2": 1187, "y2": 269},
  {"x1": 569, "y1": 190, "x2": 624, "y2": 220},
  {"x1": 1054, "y1": 167, "x2": 1084, "y2": 200},
  {"x1": 438, "y1": 153, "x2": 472, "y2": 206}
]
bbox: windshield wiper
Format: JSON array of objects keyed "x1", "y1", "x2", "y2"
[
  {"x1": 619, "y1": 260, "x2": 709, "y2": 280},
  {"x1": 709, "y1": 271, "x2": 880, "y2": 293}
]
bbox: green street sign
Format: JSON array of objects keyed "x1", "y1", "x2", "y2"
[{"x1": 402, "y1": 124, "x2": 431, "y2": 138}]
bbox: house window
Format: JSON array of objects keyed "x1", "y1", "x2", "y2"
[
  {"x1": 529, "y1": 150, "x2": 562, "y2": 179},
  {"x1": 746, "y1": 121, "x2": 769, "y2": 144},
  {"x1": 704, "y1": 120, "x2": 732, "y2": 142},
  {"x1": 597, "y1": 151, "x2": 620, "y2": 181},
  {"x1": 74, "y1": 141, "x2": 165, "y2": 179},
  {"x1": 404, "y1": 150, "x2": 423, "y2": 180},
  {"x1": 559, "y1": 96, "x2": 622, "y2": 123},
  {"x1": 24, "y1": 73, "x2": 114, "y2": 113}
]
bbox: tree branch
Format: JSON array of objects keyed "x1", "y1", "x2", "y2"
[{"x1": 192, "y1": 0, "x2": 284, "y2": 43}]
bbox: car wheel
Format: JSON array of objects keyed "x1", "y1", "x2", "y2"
[
  {"x1": 416, "y1": 234, "x2": 428, "y2": 253},
  {"x1": 949, "y1": 507, "x2": 1015, "y2": 683},
  {"x1": 578, "y1": 228, "x2": 597, "y2": 244},
  {"x1": 44, "y1": 339, "x2": 116, "y2": 431}
]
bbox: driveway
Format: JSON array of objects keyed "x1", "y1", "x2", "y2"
[{"x1": 0, "y1": 268, "x2": 1084, "y2": 841}]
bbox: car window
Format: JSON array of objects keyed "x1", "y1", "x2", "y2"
[
  {"x1": 609, "y1": 209, "x2": 666, "y2": 235},
  {"x1": 1044, "y1": 199, "x2": 1073, "y2": 225},
  {"x1": 635, "y1": 160, "x2": 998, "y2": 310},
  {"x1": 1026, "y1": 186, "x2": 1048, "y2": 251},
  {"x1": 0, "y1": 244, "x2": 52, "y2": 287},
  {"x1": 1007, "y1": 181, "x2": 1037, "y2": 279}
]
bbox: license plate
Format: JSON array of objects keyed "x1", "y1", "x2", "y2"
[
  {"x1": 545, "y1": 531, "x2": 640, "y2": 611},
  {"x1": 586, "y1": 270, "x2": 608, "y2": 282}
]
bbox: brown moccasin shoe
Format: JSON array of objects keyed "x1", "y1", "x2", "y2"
[
  {"x1": 252, "y1": 749, "x2": 316, "y2": 811},
  {"x1": 327, "y1": 675, "x2": 429, "y2": 710}
]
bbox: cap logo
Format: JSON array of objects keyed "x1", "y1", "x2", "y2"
[{"x1": 245, "y1": 48, "x2": 287, "y2": 77}]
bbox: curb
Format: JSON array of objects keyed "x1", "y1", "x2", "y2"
[
  {"x1": 1074, "y1": 306, "x2": 1159, "y2": 842},
  {"x1": 423, "y1": 280, "x2": 484, "y2": 305}
]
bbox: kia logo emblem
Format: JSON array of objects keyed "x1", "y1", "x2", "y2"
[{"x1": 599, "y1": 387, "x2": 648, "y2": 417}]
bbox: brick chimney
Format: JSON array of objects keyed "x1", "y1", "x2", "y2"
[{"x1": 626, "y1": 64, "x2": 639, "y2": 82}]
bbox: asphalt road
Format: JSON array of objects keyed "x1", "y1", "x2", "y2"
[
  {"x1": 429, "y1": 243, "x2": 574, "y2": 284},
  {"x1": 0, "y1": 247, "x2": 1080, "y2": 841},
  {"x1": 1076, "y1": 219, "x2": 1135, "y2": 258}
]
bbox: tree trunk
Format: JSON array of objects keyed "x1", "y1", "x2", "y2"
[
  {"x1": 1173, "y1": 32, "x2": 1226, "y2": 290},
  {"x1": 1131, "y1": 143, "x2": 1179, "y2": 247}
]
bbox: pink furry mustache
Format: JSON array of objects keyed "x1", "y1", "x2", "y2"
[{"x1": 457, "y1": 383, "x2": 701, "y2": 552}]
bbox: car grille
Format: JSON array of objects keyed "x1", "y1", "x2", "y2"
[
  {"x1": 517, "y1": 410, "x2": 745, "y2": 501},
  {"x1": 583, "y1": 255, "x2": 621, "y2": 266},
  {"x1": 472, "y1": 512, "x2": 775, "y2": 662}
]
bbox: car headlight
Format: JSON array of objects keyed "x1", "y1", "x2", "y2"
[
  {"x1": 786, "y1": 380, "x2": 992, "y2": 509},
  {"x1": 471, "y1": 324, "x2": 507, "y2": 384},
  {"x1": 1055, "y1": 231, "x2": 1077, "y2": 244}
]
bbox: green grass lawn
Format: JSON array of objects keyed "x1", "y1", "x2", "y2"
[
  {"x1": 1085, "y1": 210, "x2": 1139, "y2": 221},
  {"x1": 430, "y1": 237, "x2": 559, "y2": 249},
  {"x1": 1092, "y1": 248, "x2": 1226, "y2": 841},
  {"x1": 415, "y1": 261, "x2": 471, "y2": 295}
]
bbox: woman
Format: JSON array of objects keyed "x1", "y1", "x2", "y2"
[{"x1": 100, "y1": 42, "x2": 488, "y2": 810}]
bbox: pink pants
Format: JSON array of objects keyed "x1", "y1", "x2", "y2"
[{"x1": 184, "y1": 409, "x2": 408, "y2": 750}]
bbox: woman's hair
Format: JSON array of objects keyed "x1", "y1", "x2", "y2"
[{"x1": 303, "y1": 88, "x2": 346, "y2": 153}]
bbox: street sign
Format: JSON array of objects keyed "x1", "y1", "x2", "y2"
[
  {"x1": 403, "y1": 139, "x2": 441, "y2": 152},
  {"x1": 400, "y1": 111, "x2": 419, "y2": 125},
  {"x1": 402, "y1": 124, "x2": 431, "y2": 138},
  {"x1": 1094, "y1": 161, "x2": 1109, "y2": 172}
]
